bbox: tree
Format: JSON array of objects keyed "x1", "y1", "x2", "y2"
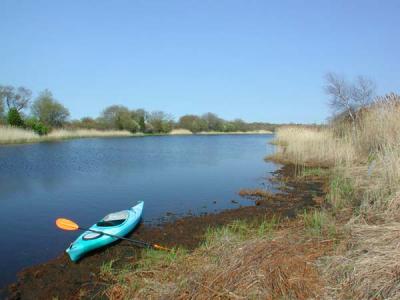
[
  {"x1": 351, "y1": 76, "x2": 376, "y2": 106},
  {"x1": 131, "y1": 109, "x2": 146, "y2": 132},
  {"x1": 223, "y1": 122, "x2": 236, "y2": 132},
  {"x1": 100, "y1": 105, "x2": 140, "y2": 132},
  {"x1": 178, "y1": 115, "x2": 205, "y2": 133},
  {"x1": 147, "y1": 111, "x2": 174, "y2": 133},
  {"x1": 7, "y1": 108, "x2": 24, "y2": 127},
  {"x1": 201, "y1": 112, "x2": 224, "y2": 131},
  {"x1": 118, "y1": 111, "x2": 139, "y2": 132},
  {"x1": 101, "y1": 105, "x2": 128, "y2": 128},
  {"x1": 31, "y1": 90, "x2": 70, "y2": 127},
  {"x1": 77, "y1": 117, "x2": 99, "y2": 129},
  {"x1": 324, "y1": 73, "x2": 376, "y2": 123},
  {"x1": 0, "y1": 85, "x2": 31, "y2": 111},
  {"x1": 232, "y1": 119, "x2": 247, "y2": 131}
]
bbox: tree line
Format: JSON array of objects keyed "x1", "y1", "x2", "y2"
[{"x1": 0, "y1": 85, "x2": 275, "y2": 135}]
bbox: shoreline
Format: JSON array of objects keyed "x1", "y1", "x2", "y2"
[
  {"x1": 0, "y1": 128, "x2": 273, "y2": 146},
  {"x1": 3, "y1": 164, "x2": 327, "y2": 299}
]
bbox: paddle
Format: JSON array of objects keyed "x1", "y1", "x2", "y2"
[{"x1": 55, "y1": 218, "x2": 170, "y2": 251}]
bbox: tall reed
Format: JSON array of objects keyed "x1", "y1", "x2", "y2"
[
  {"x1": 272, "y1": 94, "x2": 400, "y2": 299},
  {"x1": 0, "y1": 126, "x2": 40, "y2": 144},
  {"x1": 0, "y1": 126, "x2": 133, "y2": 144}
]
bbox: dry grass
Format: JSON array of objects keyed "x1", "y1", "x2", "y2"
[
  {"x1": 271, "y1": 94, "x2": 400, "y2": 299},
  {"x1": 0, "y1": 126, "x2": 40, "y2": 144},
  {"x1": 325, "y1": 223, "x2": 400, "y2": 299},
  {"x1": 169, "y1": 128, "x2": 193, "y2": 135},
  {"x1": 104, "y1": 218, "x2": 333, "y2": 300},
  {"x1": 0, "y1": 127, "x2": 134, "y2": 145},
  {"x1": 197, "y1": 130, "x2": 273, "y2": 135},
  {"x1": 268, "y1": 126, "x2": 357, "y2": 167},
  {"x1": 45, "y1": 129, "x2": 134, "y2": 139}
]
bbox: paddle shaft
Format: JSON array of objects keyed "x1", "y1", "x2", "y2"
[{"x1": 79, "y1": 227, "x2": 153, "y2": 249}]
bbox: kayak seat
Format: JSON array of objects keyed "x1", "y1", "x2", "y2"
[
  {"x1": 96, "y1": 210, "x2": 129, "y2": 227},
  {"x1": 103, "y1": 211, "x2": 129, "y2": 222},
  {"x1": 82, "y1": 232, "x2": 102, "y2": 240}
]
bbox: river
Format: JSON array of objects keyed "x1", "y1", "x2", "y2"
[{"x1": 0, "y1": 134, "x2": 277, "y2": 287}]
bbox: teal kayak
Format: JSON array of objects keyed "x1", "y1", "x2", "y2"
[{"x1": 66, "y1": 201, "x2": 144, "y2": 262}]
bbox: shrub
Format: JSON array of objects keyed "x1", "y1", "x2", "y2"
[
  {"x1": 7, "y1": 108, "x2": 24, "y2": 127},
  {"x1": 25, "y1": 118, "x2": 50, "y2": 135}
]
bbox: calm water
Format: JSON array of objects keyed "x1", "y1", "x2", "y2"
[{"x1": 0, "y1": 134, "x2": 277, "y2": 287}]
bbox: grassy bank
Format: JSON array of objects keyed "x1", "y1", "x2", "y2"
[
  {"x1": 196, "y1": 129, "x2": 273, "y2": 135},
  {"x1": 0, "y1": 126, "x2": 134, "y2": 145},
  {"x1": 269, "y1": 94, "x2": 400, "y2": 299},
  {"x1": 0, "y1": 126, "x2": 273, "y2": 145},
  {"x1": 101, "y1": 215, "x2": 335, "y2": 299}
]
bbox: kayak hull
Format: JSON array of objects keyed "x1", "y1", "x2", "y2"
[{"x1": 66, "y1": 201, "x2": 143, "y2": 262}]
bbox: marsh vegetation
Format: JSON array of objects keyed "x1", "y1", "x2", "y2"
[
  {"x1": 0, "y1": 85, "x2": 275, "y2": 145},
  {"x1": 270, "y1": 91, "x2": 400, "y2": 299}
]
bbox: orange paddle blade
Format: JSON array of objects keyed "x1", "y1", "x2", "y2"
[
  {"x1": 153, "y1": 244, "x2": 170, "y2": 251},
  {"x1": 56, "y1": 218, "x2": 79, "y2": 231}
]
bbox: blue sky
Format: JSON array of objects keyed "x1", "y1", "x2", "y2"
[{"x1": 1, "y1": 0, "x2": 399, "y2": 123}]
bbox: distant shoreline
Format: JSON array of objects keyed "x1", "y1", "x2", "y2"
[
  {"x1": 0, "y1": 127, "x2": 273, "y2": 146},
  {"x1": 169, "y1": 129, "x2": 273, "y2": 135}
]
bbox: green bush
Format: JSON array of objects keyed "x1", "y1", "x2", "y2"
[
  {"x1": 25, "y1": 118, "x2": 50, "y2": 135},
  {"x1": 7, "y1": 108, "x2": 24, "y2": 127}
]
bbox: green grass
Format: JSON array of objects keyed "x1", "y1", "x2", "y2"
[
  {"x1": 327, "y1": 172, "x2": 355, "y2": 210},
  {"x1": 203, "y1": 217, "x2": 281, "y2": 249},
  {"x1": 137, "y1": 247, "x2": 187, "y2": 270},
  {"x1": 100, "y1": 259, "x2": 116, "y2": 280},
  {"x1": 302, "y1": 210, "x2": 336, "y2": 237},
  {"x1": 298, "y1": 167, "x2": 330, "y2": 177},
  {"x1": 257, "y1": 215, "x2": 280, "y2": 238}
]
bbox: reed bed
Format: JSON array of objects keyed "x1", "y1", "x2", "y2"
[
  {"x1": 45, "y1": 129, "x2": 133, "y2": 139},
  {"x1": 269, "y1": 126, "x2": 356, "y2": 167},
  {"x1": 271, "y1": 94, "x2": 400, "y2": 299},
  {"x1": 0, "y1": 127, "x2": 134, "y2": 145},
  {"x1": 197, "y1": 130, "x2": 273, "y2": 135},
  {"x1": 0, "y1": 126, "x2": 40, "y2": 144},
  {"x1": 168, "y1": 128, "x2": 193, "y2": 135}
]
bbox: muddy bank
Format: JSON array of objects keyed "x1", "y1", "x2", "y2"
[{"x1": 4, "y1": 165, "x2": 328, "y2": 300}]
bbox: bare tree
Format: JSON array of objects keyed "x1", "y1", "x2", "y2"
[
  {"x1": 324, "y1": 73, "x2": 376, "y2": 123},
  {"x1": 0, "y1": 85, "x2": 32, "y2": 111},
  {"x1": 351, "y1": 76, "x2": 376, "y2": 106},
  {"x1": 0, "y1": 86, "x2": 14, "y2": 111}
]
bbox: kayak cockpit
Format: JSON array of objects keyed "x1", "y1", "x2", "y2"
[{"x1": 96, "y1": 210, "x2": 129, "y2": 227}]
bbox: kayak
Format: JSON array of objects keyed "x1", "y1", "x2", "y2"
[{"x1": 66, "y1": 201, "x2": 144, "y2": 262}]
